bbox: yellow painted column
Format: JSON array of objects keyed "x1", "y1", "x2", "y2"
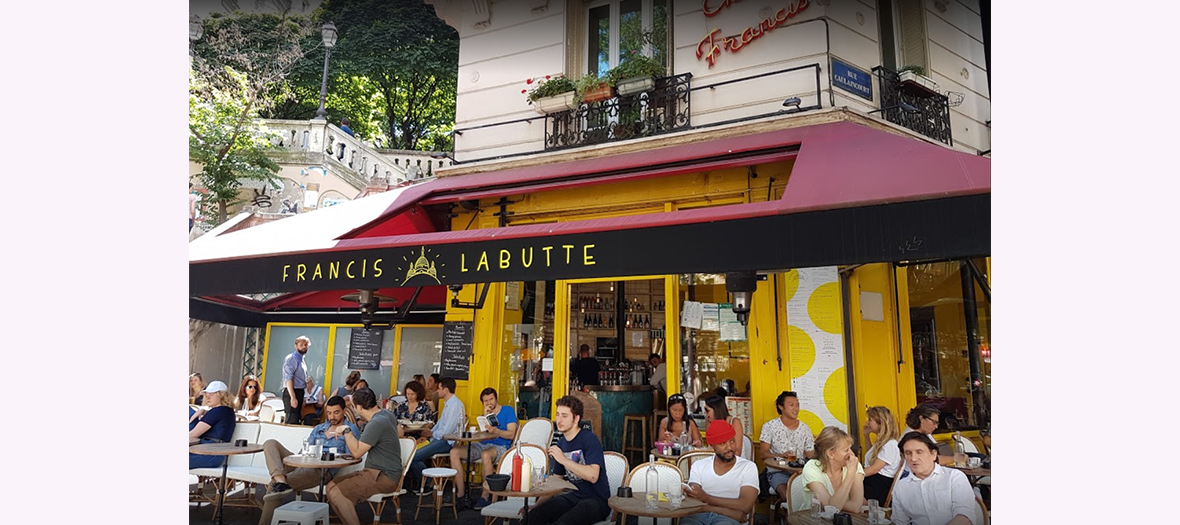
[
  {"x1": 550, "y1": 281, "x2": 571, "y2": 417},
  {"x1": 663, "y1": 274, "x2": 681, "y2": 396}
]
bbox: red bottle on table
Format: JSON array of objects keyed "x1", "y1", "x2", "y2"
[{"x1": 512, "y1": 450, "x2": 523, "y2": 491}]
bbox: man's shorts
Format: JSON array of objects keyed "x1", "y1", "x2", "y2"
[
  {"x1": 469, "y1": 441, "x2": 507, "y2": 462},
  {"x1": 768, "y1": 469, "x2": 792, "y2": 491},
  {"x1": 332, "y1": 468, "x2": 397, "y2": 502}
]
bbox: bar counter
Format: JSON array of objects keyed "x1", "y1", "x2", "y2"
[{"x1": 584, "y1": 384, "x2": 653, "y2": 452}]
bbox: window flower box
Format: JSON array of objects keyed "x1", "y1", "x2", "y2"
[
  {"x1": 534, "y1": 92, "x2": 578, "y2": 114},
  {"x1": 616, "y1": 75, "x2": 656, "y2": 96}
]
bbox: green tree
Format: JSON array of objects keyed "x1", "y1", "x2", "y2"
[
  {"x1": 190, "y1": 6, "x2": 317, "y2": 223},
  {"x1": 317, "y1": 0, "x2": 458, "y2": 150},
  {"x1": 189, "y1": 68, "x2": 282, "y2": 224}
]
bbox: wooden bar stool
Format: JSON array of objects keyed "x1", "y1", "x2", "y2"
[{"x1": 622, "y1": 414, "x2": 650, "y2": 467}]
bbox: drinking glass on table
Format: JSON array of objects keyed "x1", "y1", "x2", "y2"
[
  {"x1": 786, "y1": 447, "x2": 798, "y2": 462},
  {"x1": 867, "y1": 499, "x2": 880, "y2": 524}
]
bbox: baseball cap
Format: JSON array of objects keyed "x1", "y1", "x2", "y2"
[{"x1": 203, "y1": 380, "x2": 229, "y2": 394}]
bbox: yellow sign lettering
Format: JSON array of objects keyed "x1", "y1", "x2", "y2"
[
  {"x1": 521, "y1": 247, "x2": 533, "y2": 268},
  {"x1": 329, "y1": 262, "x2": 339, "y2": 279},
  {"x1": 542, "y1": 246, "x2": 553, "y2": 266},
  {"x1": 499, "y1": 249, "x2": 510, "y2": 269},
  {"x1": 562, "y1": 245, "x2": 574, "y2": 264},
  {"x1": 346, "y1": 261, "x2": 356, "y2": 278},
  {"x1": 297, "y1": 264, "x2": 307, "y2": 281},
  {"x1": 283, "y1": 265, "x2": 290, "y2": 282},
  {"x1": 312, "y1": 263, "x2": 322, "y2": 280},
  {"x1": 583, "y1": 244, "x2": 596, "y2": 265},
  {"x1": 477, "y1": 251, "x2": 490, "y2": 271},
  {"x1": 373, "y1": 259, "x2": 382, "y2": 277},
  {"x1": 461, "y1": 253, "x2": 468, "y2": 273}
]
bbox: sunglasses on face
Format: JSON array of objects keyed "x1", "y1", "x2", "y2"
[{"x1": 247, "y1": 385, "x2": 257, "y2": 389}]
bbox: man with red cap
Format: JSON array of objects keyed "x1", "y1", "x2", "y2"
[{"x1": 681, "y1": 420, "x2": 760, "y2": 525}]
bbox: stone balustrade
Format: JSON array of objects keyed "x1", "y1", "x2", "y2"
[{"x1": 260, "y1": 119, "x2": 450, "y2": 184}]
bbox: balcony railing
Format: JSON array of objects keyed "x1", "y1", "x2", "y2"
[
  {"x1": 871, "y1": 67, "x2": 952, "y2": 145},
  {"x1": 544, "y1": 73, "x2": 692, "y2": 151}
]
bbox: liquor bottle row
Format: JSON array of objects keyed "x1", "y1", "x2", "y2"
[
  {"x1": 576, "y1": 296, "x2": 614, "y2": 311},
  {"x1": 577, "y1": 313, "x2": 656, "y2": 329}
]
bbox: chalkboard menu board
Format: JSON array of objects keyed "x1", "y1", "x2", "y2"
[
  {"x1": 347, "y1": 328, "x2": 384, "y2": 370},
  {"x1": 440, "y1": 321, "x2": 473, "y2": 380}
]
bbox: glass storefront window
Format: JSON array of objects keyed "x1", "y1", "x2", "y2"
[
  {"x1": 262, "y1": 326, "x2": 331, "y2": 395},
  {"x1": 906, "y1": 259, "x2": 991, "y2": 431},
  {"x1": 394, "y1": 326, "x2": 444, "y2": 394},
  {"x1": 518, "y1": 281, "x2": 556, "y2": 419},
  {"x1": 677, "y1": 274, "x2": 751, "y2": 413},
  {"x1": 329, "y1": 327, "x2": 395, "y2": 399}
]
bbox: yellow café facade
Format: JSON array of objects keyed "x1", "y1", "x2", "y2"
[{"x1": 190, "y1": 113, "x2": 992, "y2": 454}]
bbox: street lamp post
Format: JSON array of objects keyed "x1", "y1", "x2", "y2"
[{"x1": 313, "y1": 22, "x2": 338, "y2": 120}]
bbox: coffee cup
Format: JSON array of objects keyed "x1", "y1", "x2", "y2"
[
  {"x1": 617, "y1": 487, "x2": 633, "y2": 498},
  {"x1": 234, "y1": 439, "x2": 248, "y2": 447},
  {"x1": 968, "y1": 457, "x2": 982, "y2": 468},
  {"x1": 824, "y1": 505, "x2": 838, "y2": 517}
]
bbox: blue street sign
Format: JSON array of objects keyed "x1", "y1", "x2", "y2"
[{"x1": 831, "y1": 58, "x2": 873, "y2": 101}]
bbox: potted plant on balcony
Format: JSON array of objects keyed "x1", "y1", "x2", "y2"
[
  {"x1": 609, "y1": 52, "x2": 667, "y2": 96},
  {"x1": 575, "y1": 72, "x2": 615, "y2": 105},
  {"x1": 524, "y1": 75, "x2": 578, "y2": 114},
  {"x1": 897, "y1": 65, "x2": 939, "y2": 97}
]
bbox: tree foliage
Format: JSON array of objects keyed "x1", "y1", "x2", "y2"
[
  {"x1": 315, "y1": 0, "x2": 459, "y2": 150},
  {"x1": 190, "y1": 7, "x2": 316, "y2": 223},
  {"x1": 189, "y1": 68, "x2": 282, "y2": 224}
]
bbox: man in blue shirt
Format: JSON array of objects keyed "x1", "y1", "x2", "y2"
[
  {"x1": 451, "y1": 387, "x2": 518, "y2": 509},
  {"x1": 526, "y1": 395, "x2": 610, "y2": 525},
  {"x1": 282, "y1": 336, "x2": 311, "y2": 425},
  {"x1": 258, "y1": 396, "x2": 360, "y2": 525},
  {"x1": 407, "y1": 376, "x2": 465, "y2": 493}
]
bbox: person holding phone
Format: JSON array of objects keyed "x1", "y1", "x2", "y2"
[{"x1": 681, "y1": 420, "x2": 760, "y2": 525}]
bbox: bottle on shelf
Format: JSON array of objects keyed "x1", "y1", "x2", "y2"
[{"x1": 608, "y1": 315, "x2": 615, "y2": 329}]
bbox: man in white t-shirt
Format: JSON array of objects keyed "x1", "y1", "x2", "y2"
[
  {"x1": 890, "y1": 433, "x2": 979, "y2": 525},
  {"x1": 759, "y1": 391, "x2": 814, "y2": 502},
  {"x1": 682, "y1": 420, "x2": 760, "y2": 525}
]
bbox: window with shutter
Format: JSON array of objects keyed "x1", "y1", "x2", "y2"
[{"x1": 896, "y1": 0, "x2": 928, "y2": 70}]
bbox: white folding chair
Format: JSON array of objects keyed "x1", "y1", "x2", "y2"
[{"x1": 740, "y1": 435, "x2": 753, "y2": 461}]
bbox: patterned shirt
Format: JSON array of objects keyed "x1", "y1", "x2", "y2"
[
  {"x1": 759, "y1": 417, "x2": 815, "y2": 459},
  {"x1": 393, "y1": 400, "x2": 437, "y2": 422}
]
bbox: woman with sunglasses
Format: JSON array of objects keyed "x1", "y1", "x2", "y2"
[
  {"x1": 234, "y1": 375, "x2": 264, "y2": 417},
  {"x1": 703, "y1": 395, "x2": 745, "y2": 457},
  {"x1": 904, "y1": 403, "x2": 955, "y2": 465},
  {"x1": 658, "y1": 393, "x2": 702, "y2": 447}
]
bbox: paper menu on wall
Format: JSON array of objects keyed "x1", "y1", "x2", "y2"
[
  {"x1": 718, "y1": 303, "x2": 747, "y2": 341},
  {"x1": 681, "y1": 301, "x2": 703, "y2": 329},
  {"x1": 724, "y1": 397, "x2": 754, "y2": 436},
  {"x1": 701, "y1": 303, "x2": 720, "y2": 331}
]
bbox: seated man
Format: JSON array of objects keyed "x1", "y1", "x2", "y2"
[
  {"x1": 407, "y1": 376, "x2": 465, "y2": 493},
  {"x1": 259, "y1": 395, "x2": 360, "y2": 525},
  {"x1": 325, "y1": 387, "x2": 405, "y2": 525},
  {"x1": 682, "y1": 420, "x2": 760, "y2": 525},
  {"x1": 452, "y1": 387, "x2": 518, "y2": 509},
  {"x1": 890, "y1": 432, "x2": 979, "y2": 525},
  {"x1": 759, "y1": 391, "x2": 815, "y2": 503},
  {"x1": 525, "y1": 395, "x2": 610, "y2": 525}
]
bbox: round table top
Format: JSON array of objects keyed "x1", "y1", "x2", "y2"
[
  {"x1": 283, "y1": 455, "x2": 362, "y2": 469},
  {"x1": 948, "y1": 464, "x2": 991, "y2": 476},
  {"x1": 190, "y1": 443, "x2": 265, "y2": 456},
  {"x1": 483, "y1": 477, "x2": 576, "y2": 498},
  {"x1": 763, "y1": 457, "x2": 805, "y2": 472},
  {"x1": 607, "y1": 493, "x2": 706, "y2": 518},
  {"x1": 443, "y1": 431, "x2": 497, "y2": 443}
]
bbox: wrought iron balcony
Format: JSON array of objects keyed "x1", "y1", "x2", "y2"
[
  {"x1": 871, "y1": 67, "x2": 952, "y2": 145},
  {"x1": 544, "y1": 73, "x2": 692, "y2": 151}
]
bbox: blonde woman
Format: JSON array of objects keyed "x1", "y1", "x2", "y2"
[
  {"x1": 189, "y1": 373, "x2": 206, "y2": 405},
  {"x1": 796, "y1": 426, "x2": 865, "y2": 513},
  {"x1": 862, "y1": 406, "x2": 903, "y2": 503}
]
